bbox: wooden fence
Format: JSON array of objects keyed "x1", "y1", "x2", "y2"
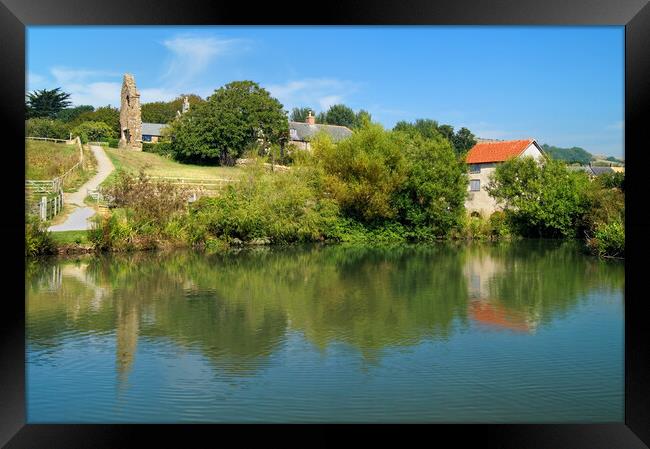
[
  {"x1": 25, "y1": 136, "x2": 84, "y2": 221},
  {"x1": 26, "y1": 136, "x2": 75, "y2": 144},
  {"x1": 86, "y1": 176, "x2": 235, "y2": 209},
  {"x1": 25, "y1": 136, "x2": 84, "y2": 194},
  {"x1": 148, "y1": 176, "x2": 234, "y2": 188},
  {"x1": 26, "y1": 190, "x2": 64, "y2": 221},
  {"x1": 25, "y1": 179, "x2": 62, "y2": 193}
]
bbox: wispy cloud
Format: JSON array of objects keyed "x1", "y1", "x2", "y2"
[
  {"x1": 27, "y1": 72, "x2": 47, "y2": 89},
  {"x1": 606, "y1": 120, "x2": 624, "y2": 131},
  {"x1": 50, "y1": 67, "x2": 120, "y2": 84},
  {"x1": 266, "y1": 78, "x2": 360, "y2": 112},
  {"x1": 161, "y1": 35, "x2": 248, "y2": 86},
  {"x1": 139, "y1": 87, "x2": 181, "y2": 103},
  {"x1": 64, "y1": 82, "x2": 122, "y2": 107},
  {"x1": 41, "y1": 67, "x2": 123, "y2": 106}
]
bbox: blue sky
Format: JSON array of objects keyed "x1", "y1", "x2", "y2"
[{"x1": 27, "y1": 26, "x2": 624, "y2": 157}]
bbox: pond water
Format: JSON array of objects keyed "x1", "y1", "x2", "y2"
[{"x1": 26, "y1": 241, "x2": 624, "y2": 423}]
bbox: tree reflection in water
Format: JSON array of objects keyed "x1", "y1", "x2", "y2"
[{"x1": 26, "y1": 241, "x2": 624, "y2": 385}]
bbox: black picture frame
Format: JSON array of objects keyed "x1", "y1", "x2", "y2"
[{"x1": 2, "y1": 0, "x2": 648, "y2": 447}]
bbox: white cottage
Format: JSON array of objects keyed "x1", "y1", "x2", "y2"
[{"x1": 465, "y1": 139, "x2": 546, "y2": 216}]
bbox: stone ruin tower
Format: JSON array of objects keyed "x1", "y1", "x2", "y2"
[
  {"x1": 177, "y1": 96, "x2": 190, "y2": 118},
  {"x1": 119, "y1": 73, "x2": 142, "y2": 150}
]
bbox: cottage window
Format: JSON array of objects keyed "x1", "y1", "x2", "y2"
[
  {"x1": 290, "y1": 129, "x2": 298, "y2": 140},
  {"x1": 470, "y1": 179, "x2": 480, "y2": 191},
  {"x1": 142, "y1": 135, "x2": 152, "y2": 142},
  {"x1": 469, "y1": 164, "x2": 480, "y2": 173}
]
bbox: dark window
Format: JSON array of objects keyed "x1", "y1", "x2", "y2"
[
  {"x1": 470, "y1": 179, "x2": 480, "y2": 191},
  {"x1": 142, "y1": 135, "x2": 152, "y2": 142},
  {"x1": 469, "y1": 164, "x2": 480, "y2": 173}
]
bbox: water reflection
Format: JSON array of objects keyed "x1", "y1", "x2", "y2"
[{"x1": 26, "y1": 241, "x2": 624, "y2": 387}]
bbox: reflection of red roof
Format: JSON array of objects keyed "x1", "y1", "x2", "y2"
[
  {"x1": 469, "y1": 300, "x2": 531, "y2": 333},
  {"x1": 466, "y1": 139, "x2": 534, "y2": 164}
]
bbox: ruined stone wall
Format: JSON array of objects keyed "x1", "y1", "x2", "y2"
[{"x1": 118, "y1": 74, "x2": 142, "y2": 150}]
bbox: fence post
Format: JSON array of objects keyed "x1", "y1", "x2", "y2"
[{"x1": 40, "y1": 196, "x2": 47, "y2": 221}]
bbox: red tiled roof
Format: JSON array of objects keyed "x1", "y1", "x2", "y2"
[{"x1": 465, "y1": 139, "x2": 535, "y2": 164}]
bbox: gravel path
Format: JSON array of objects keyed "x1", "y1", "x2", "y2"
[{"x1": 49, "y1": 145, "x2": 114, "y2": 232}]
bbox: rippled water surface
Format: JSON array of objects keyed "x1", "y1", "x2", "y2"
[{"x1": 26, "y1": 241, "x2": 624, "y2": 423}]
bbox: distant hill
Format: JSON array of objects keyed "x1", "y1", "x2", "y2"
[
  {"x1": 541, "y1": 144, "x2": 593, "y2": 165},
  {"x1": 605, "y1": 156, "x2": 625, "y2": 165}
]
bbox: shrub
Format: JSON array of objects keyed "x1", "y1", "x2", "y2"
[
  {"x1": 488, "y1": 211, "x2": 511, "y2": 238},
  {"x1": 71, "y1": 106, "x2": 120, "y2": 136},
  {"x1": 142, "y1": 141, "x2": 173, "y2": 157},
  {"x1": 312, "y1": 125, "x2": 407, "y2": 223},
  {"x1": 107, "y1": 138, "x2": 119, "y2": 148},
  {"x1": 88, "y1": 211, "x2": 136, "y2": 251},
  {"x1": 25, "y1": 214, "x2": 56, "y2": 257},
  {"x1": 449, "y1": 211, "x2": 513, "y2": 241},
  {"x1": 312, "y1": 125, "x2": 467, "y2": 238},
  {"x1": 596, "y1": 172, "x2": 625, "y2": 192},
  {"x1": 103, "y1": 170, "x2": 193, "y2": 226},
  {"x1": 191, "y1": 161, "x2": 340, "y2": 244},
  {"x1": 586, "y1": 220, "x2": 624, "y2": 258},
  {"x1": 486, "y1": 158, "x2": 591, "y2": 238},
  {"x1": 26, "y1": 118, "x2": 70, "y2": 139},
  {"x1": 452, "y1": 214, "x2": 491, "y2": 240},
  {"x1": 71, "y1": 121, "x2": 116, "y2": 144},
  {"x1": 579, "y1": 183, "x2": 624, "y2": 235}
]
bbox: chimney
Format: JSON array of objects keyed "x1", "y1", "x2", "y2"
[{"x1": 306, "y1": 111, "x2": 315, "y2": 125}]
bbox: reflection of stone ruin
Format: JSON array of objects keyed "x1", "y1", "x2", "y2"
[
  {"x1": 116, "y1": 298, "x2": 139, "y2": 388},
  {"x1": 119, "y1": 73, "x2": 142, "y2": 150}
]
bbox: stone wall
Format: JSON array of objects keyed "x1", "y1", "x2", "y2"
[
  {"x1": 118, "y1": 74, "x2": 142, "y2": 150},
  {"x1": 465, "y1": 164, "x2": 501, "y2": 216}
]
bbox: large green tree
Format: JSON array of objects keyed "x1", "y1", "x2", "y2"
[
  {"x1": 486, "y1": 157, "x2": 591, "y2": 237},
  {"x1": 290, "y1": 107, "x2": 313, "y2": 122},
  {"x1": 71, "y1": 121, "x2": 117, "y2": 143},
  {"x1": 168, "y1": 81, "x2": 288, "y2": 166},
  {"x1": 394, "y1": 119, "x2": 476, "y2": 157},
  {"x1": 141, "y1": 94, "x2": 204, "y2": 124},
  {"x1": 394, "y1": 119, "x2": 444, "y2": 141},
  {"x1": 354, "y1": 110, "x2": 372, "y2": 128},
  {"x1": 26, "y1": 118, "x2": 70, "y2": 139},
  {"x1": 25, "y1": 88, "x2": 72, "y2": 119},
  {"x1": 395, "y1": 133, "x2": 469, "y2": 237},
  {"x1": 451, "y1": 127, "x2": 477, "y2": 156},
  {"x1": 72, "y1": 106, "x2": 120, "y2": 136},
  {"x1": 322, "y1": 104, "x2": 357, "y2": 128},
  {"x1": 56, "y1": 105, "x2": 94, "y2": 122},
  {"x1": 312, "y1": 124, "x2": 467, "y2": 237}
]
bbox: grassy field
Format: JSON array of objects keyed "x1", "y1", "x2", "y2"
[
  {"x1": 26, "y1": 140, "x2": 79, "y2": 180},
  {"x1": 26, "y1": 140, "x2": 98, "y2": 192},
  {"x1": 64, "y1": 145, "x2": 98, "y2": 192},
  {"x1": 104, "y1": 148, "x2": 244, "y2": 183}
]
